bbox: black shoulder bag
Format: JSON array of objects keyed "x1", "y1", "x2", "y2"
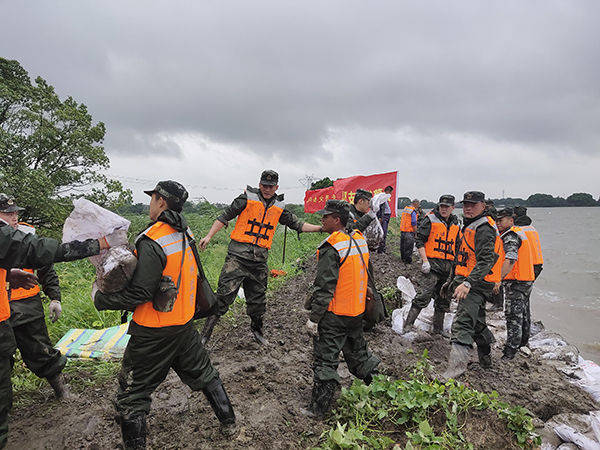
[{"x1": 185, "y1": 231, "x2": 218, "y2": 319}]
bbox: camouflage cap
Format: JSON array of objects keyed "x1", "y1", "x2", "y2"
[
  {"x1": 0, "y1": 193, "x2": 24, "y2": 213},
  {"x1": 438, "y1": 194, "x2": 455, "y2": 206},
  {"x1": 260, "y1": 170, "x2": 279, "y2": 186},
  {"x1": 485, "y1": 199, "x2": 495, "y2": 206},
  {"x1": 514, "y1": 206, "x2": 528, "y2": 217},
  {"x1": 496, "y1": 207, "x2": 515, "y2": 219},
  {"x1": 316, "y1": 200, "x2": 350, "y2": 221},
  {"x1": 462, "y1": 191, "x2": 485, "y2": 203},
  {"x1": 354, "y1": 189, "x2": 373, "y2": 201},
  {"x1": 144, "y1": 180, "x2": 188, "y2": 205}
]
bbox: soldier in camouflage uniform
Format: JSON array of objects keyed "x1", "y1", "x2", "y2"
[
  {"x1": 495, "y1": 208, "x2": 535, "y2": 360},
  {"x1": 305, "y1": 200, "x2": 380, "y2": 417},
  {"x1": 0, "y1": 192, "x2": 125, "y2": 448},
  {"x1": 199, "y1": 171, "x2": 322, "y2": 345},
  {"x1": 0, "y1": 197, "x2": 69, "y2": 399}
]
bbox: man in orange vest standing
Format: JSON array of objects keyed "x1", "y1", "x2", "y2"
[
  {"x1": 399, "y1": 199, "x2": 419, "y2": 263},
  {"x1": 403, "y1": 195, "x2": 459, "y2": 336},
  {"x1": 0, "y1": 199, "x2": 69, "y2": 399},
  {"x1": 442, "y1": 191, "x2": 502, "y2": 381},
  {"x1": 94, "y1": 181, "x2": 236, "y2": 449},
  {"x1": 304, "y1": 200, "x2": 380, "y2": 418},
  {"x1": 495, "y1": 208, "x2": 536, "y2": 360},
  {"x1": 198, "y1": 170, "x2": 322, "y2": 345},
  {"x1": 0, "y1": 193, "x2": 126, "y2": 449},
  {"x1": 514, "y1": 206, "x2": 543, "y2": 280}
]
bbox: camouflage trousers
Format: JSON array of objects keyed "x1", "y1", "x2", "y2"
[
  {"x1": 412, "y1": 270, "x2": 450, "y2": 312},
  {"x1": 451, "y1": 286, "x2": 495, "y2": 348},
  {"x1": 503, "y1": 280, "x2": 534, "y2": 354},
  {"x1": 216, "y1": 253, "x2": 269, "y2": 320},
  {"x1": 313, "y1": 312, "x2": 380, "y2": 383},
  {"x1": 400, "y1": 232, "x2": 415, "y2": 263}
]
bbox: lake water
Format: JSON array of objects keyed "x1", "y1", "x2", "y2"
[{"x1": 527, "y1": 207, "x2": 600, "y2": 363}]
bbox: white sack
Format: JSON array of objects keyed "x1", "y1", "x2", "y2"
[
  {"x1": 63, "y1": 199, "x2": 135, "y2": 293},
  {"x1": 396, "y1": 276, "x2": 416, "y2": 302},
  {"x1": 371, "y1": 193, "x2": 391, "y2": 215}
]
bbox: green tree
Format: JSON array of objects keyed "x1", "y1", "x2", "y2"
[
  {"x1": 309, "y1": 177, "x2": 334, "y2": 190},
  {"x1": 526, "y1": 193, "x2": 566, "y2": 207},
  {"x1": 566, "y1": 192, "x2": 598, "y2": 207},
  {"x1": 0, "y1": 58, "x2": 131, "y2": 231}
]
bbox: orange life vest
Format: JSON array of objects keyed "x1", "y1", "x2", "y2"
[
  {"x1": 455, "y1": 216, "x2": 502, "y2": 283},
  {"x1": 424, "y1": 213, "x2": 460, "y2": 261},
  {"x1": 9, "y1": 223, "x2": 41, "y2": 301},
  {"x1": 230, "y1": 187, "x2": 284, "y2": 249},
  {"x1": 399, "y1": 206, "x2": 416, "y2": 232},
  {"x1": 317, "y1": 230, "x2": 369, "y2": 317},
  {"x1": 0, "y1": 269, "x2": 9, "y2": 322},
  {"x1": 520, "y1": 225, "x2": 543, "y2": 265},
  {"x1": 132, "y1": 222, "x2": 197, "y2": 328},
  {"x1": 501, "y1": 226, "x2": 535, "y2": 281}
]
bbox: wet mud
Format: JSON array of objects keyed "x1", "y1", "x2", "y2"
[{"x1": 7, "y1": 240, "x2": 598, "y2": 449}]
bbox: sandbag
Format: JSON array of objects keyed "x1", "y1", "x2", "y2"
[{"x1": 63, "y1": 198, "x2": 136, "y2": 293}]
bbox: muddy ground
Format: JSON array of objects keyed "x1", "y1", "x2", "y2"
[{"x1": 7, "y1": 239, "x2": 599, "y2": 449}]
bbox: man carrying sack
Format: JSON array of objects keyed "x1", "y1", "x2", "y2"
[{"x1": 93, "y1": 181, "x2": 236, "y2": 449}]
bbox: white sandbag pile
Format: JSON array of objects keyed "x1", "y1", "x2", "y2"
[
  {"x1": 63, "y1": 198, "x2": 136, "y2": 293},
  {"x1": 390, "y1": 276, "x2": 452, "y2": 340}
]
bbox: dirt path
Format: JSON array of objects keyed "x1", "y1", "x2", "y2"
[{"x1": 7, "y1": 242, "x2": 599, "y2": 449}]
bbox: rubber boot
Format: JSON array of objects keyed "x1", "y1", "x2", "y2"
[
  {"x1": 47, "y1": 373, "x2": 71, "y2": 400},
  {"x1": 477, "y1": 343, "x2": 492, "y2": 369},
  {"x1": 432, "y1": 309, "x2": 450, "y2": 338},
  {"x1": 202, "y1": 377, "x2": 237, "y2": 437},
  {"x1": 402, "y1": 305, "x2": 421, "y2": 333},
  {"x1": 441, "y1": 343, "x2": 471, "y2": 382},
  {"x1": 200, "y1": 314, "x2": 220, "y2": 346},
  {"x1": 363, "y1": 369, "x2": 379, "y2": 386},
  {"x1": 308, "y1": 380, "x2": 336, "y2": 419},
  {"x1": 120, "y1": 413, "x2": 147, "y2": 450},
  {"x1": 250, "y1": 316, "x2": 267, "y2": 345},
  {"x1": 501, "y1": 346, "x2": 517, "y2": 360}
]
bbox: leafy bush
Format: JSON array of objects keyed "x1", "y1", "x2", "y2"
[{"x1": 319, "y1": 351, "x2": 541, "y2": 449}]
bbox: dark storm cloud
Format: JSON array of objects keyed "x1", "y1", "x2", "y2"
[{"x1": 2, "y1": 1, "x2": 599, "y2": 159}]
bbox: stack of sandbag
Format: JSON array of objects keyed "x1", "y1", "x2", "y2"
[{"x1": 63, "y1": 198, "x2": 137, "y2": 293}]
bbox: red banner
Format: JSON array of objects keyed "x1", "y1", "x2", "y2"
[{"x1": 304, "y1": 171, "x2": 398, "y2": 217}]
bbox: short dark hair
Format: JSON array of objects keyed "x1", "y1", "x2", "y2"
[
  {"x1": 330, "y1": 212, "x2": 348, "y2": 227},
  {"x1": 384, "y1": 186, "x2": 393, "y2": 192},
  {"x1": 156, "y1": 193, "x2": 183, "y2": 213}
]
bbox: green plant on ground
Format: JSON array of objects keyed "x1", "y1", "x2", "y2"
[{"x1": 318, "y1": 351, "x2": 541, "y2": 449}]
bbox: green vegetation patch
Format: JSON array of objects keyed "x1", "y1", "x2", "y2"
[{"x1": 319, "y1": 351, "x2": 540, "y2": 449}]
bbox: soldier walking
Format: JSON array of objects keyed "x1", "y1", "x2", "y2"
[
  {"x1": 304, "y1": 200, "x2": 380, "y2": 417},
  {"x1": 199, "y1": 170, "x2": 322, "y2": 345},
  {"x1": 93, "y1": 181, "x2": 236, "y2": 449},
  {"x1": 442, "y1": 192, "x2": 503, "y2": 381},
  {"x1": 403, "y1": 195, "x2": 459, "y2": 336}
]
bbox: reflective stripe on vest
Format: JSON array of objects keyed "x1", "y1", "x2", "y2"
[
  {"x1": 132, "y1": 222, "x2": 198, "y2": 328},
  {"x1": 0, "y1": 269, "x2": 9, "y2": 322},
  {"x1": 400, "y1": 206, "x2": 416, "y2": 232},
  {"x1": 318, "y1": 230, "x2": 369, "y2": 317},
  {"x1": 501, "y1": 226, "x2": 535, "y2": 281},
  {"x1": 520, "y1": 225, "x2": 543, "y2": 265},
  {"x1": 10, "y1": 223, "x2": 41, "y2": 301},
  {"x1": 424, "y1": 213, "x2": 460, "y2": 260},
  {"x1": 455, "y1": 216, "x2": 502, "y2": 283},
  {"x1": 230, "y1": 188, "x2": 285, "y2": 249}
]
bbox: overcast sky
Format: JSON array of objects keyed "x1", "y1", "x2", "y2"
[{"x1": 2, "y1": 1, "x2": 599, "y2": 204}]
